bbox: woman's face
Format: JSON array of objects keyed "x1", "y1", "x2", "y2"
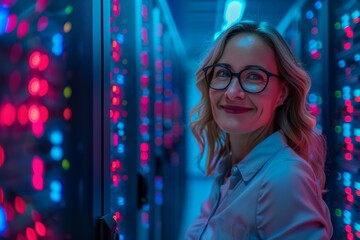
[{"x1": 209, "y1": 33, "x2": 288, "y2": 135}]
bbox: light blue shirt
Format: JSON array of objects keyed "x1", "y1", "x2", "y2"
[{"x1": 185, "y1": 131, "x2": 333, "y2": 240}]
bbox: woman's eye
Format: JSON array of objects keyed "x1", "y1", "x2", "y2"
[
  {"x1": 215, "y1": 70, "x2": 230, "y2": 78},
  {"x1": 244, "y1": 73, "x2": 265, "y2": 81}
]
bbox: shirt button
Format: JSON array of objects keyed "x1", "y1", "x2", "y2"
[{"x1": 231, "y1": 166, "x2": 238, "y2": 175}]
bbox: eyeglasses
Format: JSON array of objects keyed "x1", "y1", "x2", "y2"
[{"x1": 203, "y1": 64, "x2": 283, "y2": 93}]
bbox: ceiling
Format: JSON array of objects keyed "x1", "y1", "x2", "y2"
[{"x1": 167, "y1": 0, "x2": 296, "y2": 62}]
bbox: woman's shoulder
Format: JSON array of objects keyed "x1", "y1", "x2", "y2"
[{"x1": 262, "y1": 146, "x2": 318, "y2": 186}]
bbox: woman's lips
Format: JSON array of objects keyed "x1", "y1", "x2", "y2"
[{"x1": 221, "y1": 105, "x2": 253, "y2": 114}]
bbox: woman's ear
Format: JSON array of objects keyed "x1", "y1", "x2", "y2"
[{"x1": 277, "y1": 82, "x2": 289, "y2": 106}]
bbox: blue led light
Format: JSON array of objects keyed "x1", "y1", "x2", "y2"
[
  {"x1": 354, "y1": 54, "x2": 360, "y2": 62},
  {"x1": 117, "y1": 144, "x2": 124, "y2": 153},
  {"x1": 309, "y1": 93, "x2": 317, "y2": 103},
  {"x1": 314, "y1": 1, "x2": 322, "y2": 10},
  {"x1": 355, "y1": 222, "x2": 360, "y2": 232},
  {"x1": 155, "y1": 192, "x2": 163, "y2": 205},
  {"x1": 52, "y1": 33, "x2": 63, "y2": 56},
  {"x1": 50, "y1": 146, "x2": 63, "y2": 161},
  {"x1": 338, "y1": 60, "x2": 346, "y2": 68},
  {"x1": 118, "y1": 196, "x2": 125, "y2": 206},
  {"x1": 117, "y1": 122, "x2": 124, "y2": 129},
  {"x1": 352, "y1": 10, "x2": 360, "y2": 20},
  {"x1": 155, "y1": 178, "x2": 163, "y2": 190},
  {"x1": 50, "y1": 130, "x2": 63, "y2": 145},
  {"x1": 50, "y1": 180, "x2": 62, "y2": 202},
  {"x1": 116, "y1": 74, "x2": 124, "y2": 85},
  {"x1": 354, "y1": 128, "x2": 360, "y2": 136},
  {"x1": 306, "y1": 10, "x2": 314, "y2": 19},
  {"x1": 116, "y1": 33, "x2": 124, "y2": 44},
  {"x1": 0, "y1": 206, "x2": 6, "y2": 234},
  {"x1": 354, "y1": 182, "x2": 360, "y2": 190},
  {"x1": 0, "y1": 6, "x2": 9, "y2": 35},
  {"x1": 118, "y1": 130, "x2": 124, "y2": 136},
  {"x1": 343, "y1": 210, "x2": 352, "y2": 225}
]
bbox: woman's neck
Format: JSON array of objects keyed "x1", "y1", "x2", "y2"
[{"x1": 229, "y1": 126, "x2": 274, "y2": 165}]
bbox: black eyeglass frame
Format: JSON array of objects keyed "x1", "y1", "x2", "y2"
[{"x1": 202, "y1": 63, "x2": 283, "y2": 93}]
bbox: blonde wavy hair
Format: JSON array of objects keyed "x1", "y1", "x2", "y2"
[{"x1": 190, "y1": 20, "x2": 327, "y2": 190}]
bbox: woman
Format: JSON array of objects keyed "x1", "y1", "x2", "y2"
[{"x1": 185, "y1": 20, "x2": 333, "y2": 239}]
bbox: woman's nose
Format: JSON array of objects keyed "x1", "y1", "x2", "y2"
[{"x1": 225, "y1": 77, "x2": 246, "y2": 99}]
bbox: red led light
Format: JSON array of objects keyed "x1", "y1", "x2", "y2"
[
  {"x1": 32, "y1": 156, "x2": 44, "y2": 174},
  {"x1": 141, "y1": 51, "x2": 149, "y2": 66},
  {"x1": 39, "y1": 106, "x2": 48, "y2": 123},
  {"x1": 111, "y1": 160, "x2": 121, "y2": 171},
  {"x1": 112, "y1": 51, "x2": 120, "y2": 62},
  {"x1": 346, "y1": 224, "x2": 352, "y2": 233},
  {"x1": 39, "y1": 80, "x2": 48, "y2": 96},
  {"x1": 347, "y1": 232, "x2": 354, "y2": 240},
  {"x1": 1, "y1": 103, "x2": 16, "y2": 126},
  {"x1": 345, "y1": 115, "x2": 352, "y2": 122},
  {"x1": 112, "y1": 97, "x2": 120, "y2": 106},
  {"x1": 355, "y1": 18, "x2": 360, "y2": 24},
  {"x1": 356, "y1": 136, "x2": 360, "y2": 142},
  {"x1": 5, "y1": 14, "x2": 17, "y2": 33},
  {"x1": 345, "y1": 153, "x2": 352, "y2": 161},
  {"x1": 17, "y1": 20, "x2": 29, "y2": 38},
  {"x1": 17, "y1": 105, "x2": 28, "y2": 125},
  {"x1": 35, "y1": 221, "x2": 46, "y2": 237},
  {"x1": 32, "y1": 121, "x2": 44, "y2": 137},
  {"x1": 29, "y1": 51, "x2": 41, "y2": 69},
  {"x1": 37, "y1": 16, "x2": 48, "y2": 32},
  {"x1": 345, "y1": 137, "x2": 352, "y2": 144},
  {"x1": 112, "y1": 85, "x2": 120, "y2": 94},
  {"x1": 345, "y1": 187, "x2": 352, "y2": 194},
  {"x1": 310, "y1": 50, "x2": 320, "y2": 59},
  {"x1": 140, "y1": 123, "x2": 148, "y2": 134},
  {"x1": 0, "y1": 145, "x2": 4, "y2": 168},
  {"x1": 112, "y1": 40, "x2": 120, "y2": 51},
  {"x1": 344, "y1": 100, "x2": 352, "y2": 106},
  {"x1": 141, "y1": 74, "x2": 149, "y2": 87},
  {"x1": 113, "y1": 133, "x2": 119, "y2": 146},
  {"x1": 36, "y1": 0, "x2": 48, "y2": 12},
  {"x1": 311, "y1": 27, "x2": 318, "y2": 35},
  {"x1": 140, "y1": 152, "x2": 149, "y2": 161},
  {"x1": 63, "y1": 107, "x2": 72, "y2": 120},
  {"x1": 140, "y1": 142, "x2": 149, "y2": 152},
  {"x1": 28, "y1": 77, "x2": 40, "y2": 95},
  {"x1": 111, "y1": 110, "x2": 120, "y2": 123},
  {"x1": 346, "y1": 144, "x2": 354, "y2": 152},
  {"x1": 14, "y1": 196, "x2": 26, "y2": 214},
  {"x1": 346, "y1": 106, "x2": 354, "y2": 113},
  {"x1": 29, "y1": 105, "x2": 40, "y2": 123},
  {"x1": 141, "y1": 4, "x2": 148, "y2": 21},
  {"x1": 344, "y1": 42, "x2": 352, "y2": 50},
  {"x1": 4, "y1": 201, "x2": 14, "y2": 221},
  {"x1": 113, "y1": 211, "x2": 122, "y2": 222},
  {"x1": 38, "y1": 54, "x2": 49, "y2": 71},
  {"x1": 32, "y1": 174, "x2": 44, "y2": 191},
  {"x1": 25, "y1": 227, "x2": 37, "y2": 240},
  {"x1": 112, "y1": 174, "x2": 120, "y2": 187}
]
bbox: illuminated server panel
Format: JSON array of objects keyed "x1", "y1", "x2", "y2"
[
  {"x1": 0, "y1": 1, "x2": 110, "y2": 239},
  {"x1": 329, "y1": 0, "x2": 360, "y2": 239},
  {"x1": 109, "y1": 0, "x2": 185, "y2": 239},
  {"x1": 300, "y1": 0, "x2": 329, "y2": 133}
]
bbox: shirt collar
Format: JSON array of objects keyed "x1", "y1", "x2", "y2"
[{"x1": 235, "y1": 130, "x2": 288, "y2": 182}]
